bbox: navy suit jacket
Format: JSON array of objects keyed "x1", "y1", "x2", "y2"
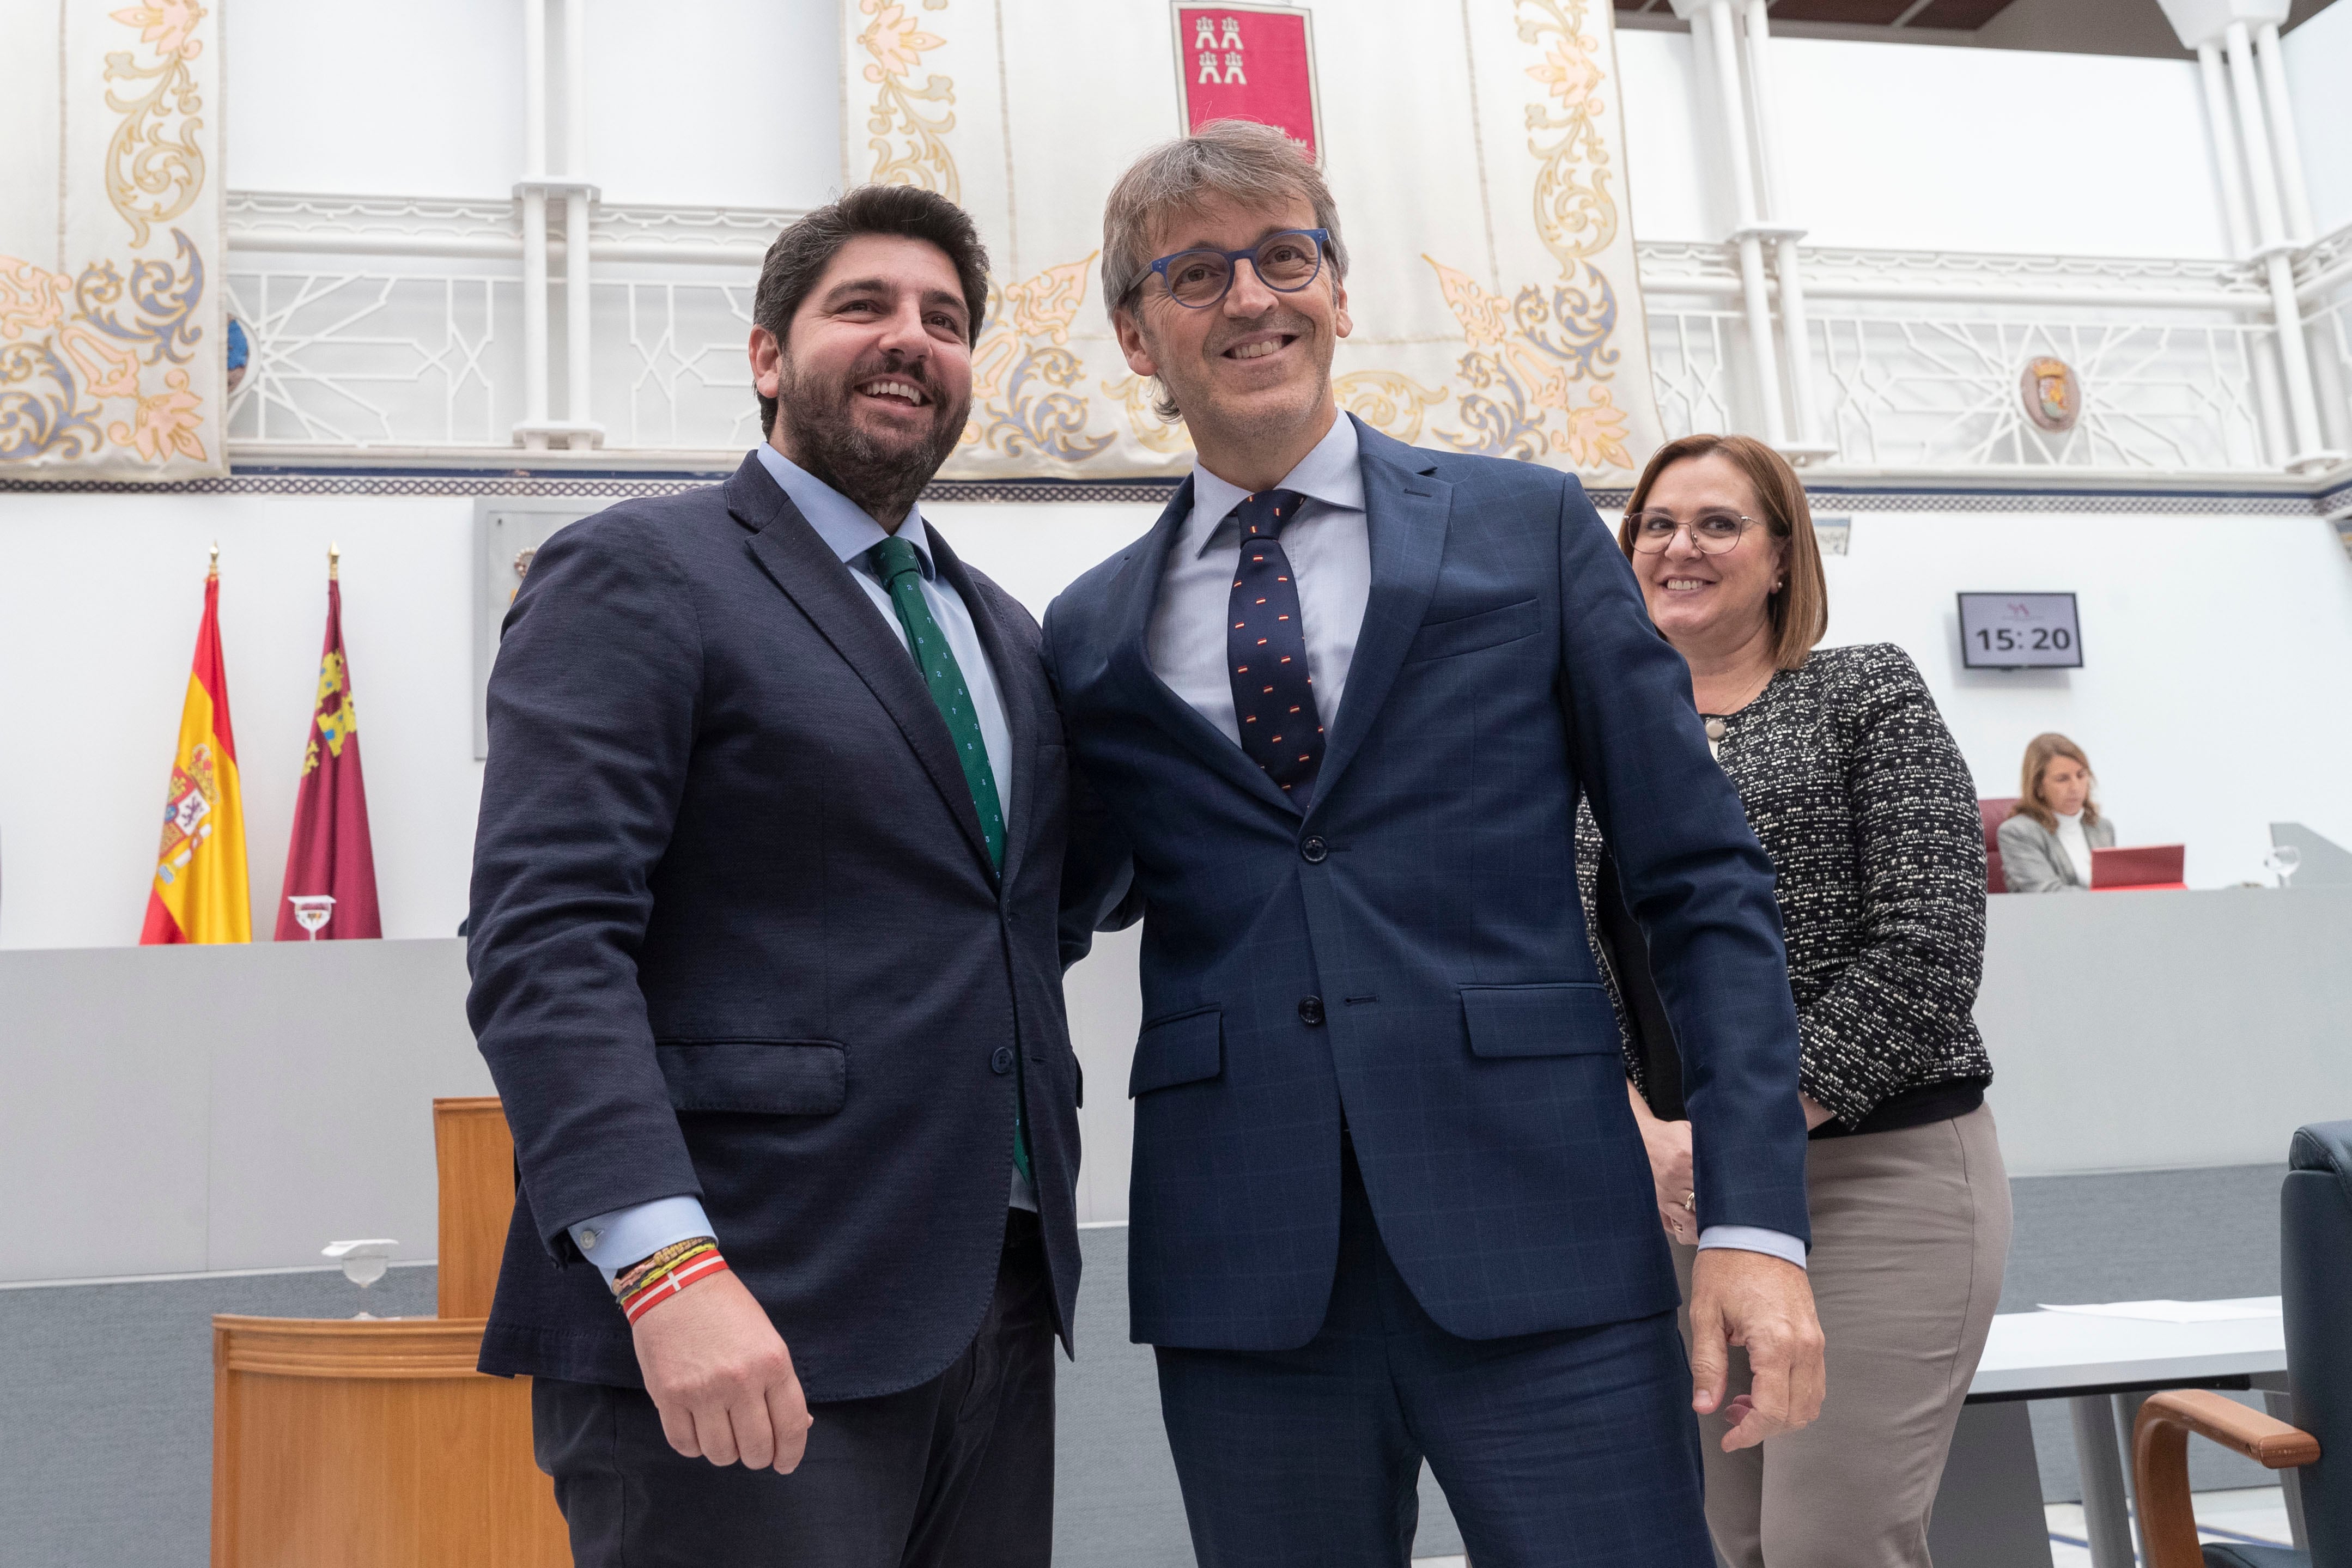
[
  {"x1": 1048, "y1": 418, "x2": 1809, "y2": 1352},
  {"x1": 467, "y1": 453, "x2": 1081, "y2": 1401}
]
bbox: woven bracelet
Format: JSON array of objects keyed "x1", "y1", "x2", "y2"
[
  {"x1": 620, "y1": 1249, "x2": 731, "y2": 1324},
  {"x1": 611, "y1": 1235, "x2": 715, "y2": 1299}
]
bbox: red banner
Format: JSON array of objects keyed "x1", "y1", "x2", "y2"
[
  {"x1": 275, "y1": 570, "x2": 382, "y2": 941},
  {"x1": 1174, "y1": 5, "x2": 1321, "y2": 162}
]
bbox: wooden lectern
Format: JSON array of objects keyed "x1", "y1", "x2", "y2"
[{"x1": 211, "y1": 1097, "x2": 570, "y2": 1567}]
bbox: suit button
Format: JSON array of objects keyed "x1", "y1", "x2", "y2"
[
  {"x1": 990, "y1": 1047, "x2": 1015, "y2": 1074},
  {"x1": 1300, "y1": 836, "x2": 1327, "y2": 864},
  {"x1": 1298, "y1": 996, "x2": 1325, "y2": 1026}
]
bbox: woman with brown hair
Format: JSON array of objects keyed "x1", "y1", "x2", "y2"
[
  {"x1": 1997, "y1": 733, "x2": 2114, "y2": 892},
  {"x1": 1577, "y1": 433, "x2": 2008, "y2": 1568}
]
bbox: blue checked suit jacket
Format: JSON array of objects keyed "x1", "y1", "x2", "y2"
[{"x1": 1048, "y1": 418, "x2": 1811, "y2": 1352}]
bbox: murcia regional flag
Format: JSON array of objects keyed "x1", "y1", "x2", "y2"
[
  {"x1": 274, "y1": 554, "x2": 381, "y2": 941},
  {"x1": 141, "y1": 552, "x2": 251, "y2": 944}
]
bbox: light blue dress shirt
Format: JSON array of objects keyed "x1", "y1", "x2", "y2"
[
  {"x1": 1142, "y1": 411, "x2": 1806, "y2": 1271},
  {"x1": 567, "y1": 444, "x2": 1032, "y2": 1282}
]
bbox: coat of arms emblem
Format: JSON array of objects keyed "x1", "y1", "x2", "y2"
[
  {"x1": 2020, "y1": 356, "x2": 2081, "y2": 434},
  {"x1": 155, "y1": 742, "x2": 220, "y2": 884},
  {"x1": 1173, "y1": 5, "x2": 1322, "y2": 160}
]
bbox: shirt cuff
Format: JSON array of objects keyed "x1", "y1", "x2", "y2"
[
  {"x1": 569, "y1": 1195, "x2": 714, "y2": 1284},
  {"x1": 1696, "y1": 1224, "x2": 1808, "y2": 1269}
]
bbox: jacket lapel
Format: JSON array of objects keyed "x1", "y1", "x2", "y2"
[
  {"x1": 1307, "y1": 423, "x2": 1452, "y2": 814},
  {"x1": 928, "y1": 524, "x2": 1036, "y2": 893},
  {"x1": 1102, "y1": 477, "x2": 1298, "y2": 816},
  {"x1": 727, "y1": 455, "x2": 997, "y2": 880}
]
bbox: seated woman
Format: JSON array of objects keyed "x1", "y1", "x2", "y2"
[{"x1": 1997, "y1": 733, "x2": 2114, "y2": 892}]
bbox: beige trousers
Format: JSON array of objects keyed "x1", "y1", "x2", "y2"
[{"x1": 1675, "y1": 1104, "x2": 2011, "y2": 1568}]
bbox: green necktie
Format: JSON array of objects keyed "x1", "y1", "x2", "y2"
[{"x1": 868, "y1": 534, "x2": 1028, "y2": 1182}]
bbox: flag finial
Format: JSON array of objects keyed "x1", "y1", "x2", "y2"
[
  {"x1": 208, "y1": 540, "x2": 220, "y2": 580},
  {"x1": 329, "y1": 542, "x2": 340, "y2": 580}
]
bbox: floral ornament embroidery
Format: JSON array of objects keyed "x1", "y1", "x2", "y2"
[
  {"x1": 1424, "y1": 258, "x2": 1626, "y2": 469},
  {"x1": 1518, "y1": 0, "x2": 1617, "y2": 269},
  {"x1": 0, "y1": 261, "x2": 74, "y2": 341},
  {"x1": 860, "y1": 0, "x2": 958, "y2": 199},
  {"x1": 963, "y1": 259, "x2": 1115, "y2": 463},
  {"x1": 0, "y1": 231, "x2": 208, "y2": 465},
  {"x1": 105, "y1": 1, "x2": 209, "y2": 248},
  {"x1": 114, "y1": 0, "x2": 204, "y2": 56},
  {"x1": 0, "y1": 341, "x2": 106, "y2": 461},
  {"x1": 1332, "y1": 370, "x2": 1449, "y2": 446},
  {"x1": 1099, "y1": 374, "x2": 1195, "y2": 457},
  {"x1": 112, "y1": 367, "x2": 207, "y2": 461}
]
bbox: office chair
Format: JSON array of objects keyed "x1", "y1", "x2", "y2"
[{"x1": 2132, "y1": 1121, "x2": 2350, "y2": 1567}]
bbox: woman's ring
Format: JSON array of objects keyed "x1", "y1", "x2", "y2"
[{"x1": 1681, "y1": 1192, "x2": 1696, "y2": 1212}]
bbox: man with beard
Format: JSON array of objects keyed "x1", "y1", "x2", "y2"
[
  {"x1": 467, "y1": 185, "x2": 1082, "y2": 1567},
  {"x1": 1047, "y1": 122, "x2": 1825, "y2": 1565}
]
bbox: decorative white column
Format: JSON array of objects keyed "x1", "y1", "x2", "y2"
[
  {"x1": 2159, "y1": 0, "x2": 2338, "y2": 471},
  {"x1": 512, "y1": 0, "x2": 603, "y2": 451},
  {"x1": 2195, "y1": 44, "x2": 2255, "y2": 255},
  {"x1": 2226, "y1": 21, "x2": 2332, "y2": 469},
  {"x1": 1674, "y1": 0, "x2": 1786, "y2": 447},
  {"x1": 1739, "y1": 0, "x2": 1834, "y2": 464},
  {"x1": 561, "y1": 0, "x2": 596, "y2": 442},
  {"x1": 518, "y1": 0, "x2": 550, "y2": 447},
  {"x1": 2252, "y1": 21, "x2": 2314, "y2": 244}
]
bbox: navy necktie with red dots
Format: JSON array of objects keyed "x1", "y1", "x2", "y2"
[{"x1": 1224, "y1": 489, "x2": 1324, "y2": 801}]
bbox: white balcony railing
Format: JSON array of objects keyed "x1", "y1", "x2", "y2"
[{"x1": 220, "y1": 192, "x2": 2352, "y2": 481}]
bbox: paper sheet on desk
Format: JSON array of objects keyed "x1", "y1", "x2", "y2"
[{"x1": 2037, "y1": 1297, "x2": 2282, "y2": 1323}]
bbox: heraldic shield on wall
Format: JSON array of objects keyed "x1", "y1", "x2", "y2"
[
  {"x1": 1, "y1": 3, "x2": 228, "y2": 480},
  {"x1": 843, "y1": 0, "x2": 1668, "y2": 483}
]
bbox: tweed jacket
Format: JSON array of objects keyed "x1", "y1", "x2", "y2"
[{"x1": 1577, "y1": 643, "x2": 1993, "y2": 1129}]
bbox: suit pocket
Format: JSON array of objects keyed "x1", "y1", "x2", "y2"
[
  {"x1": 655, "y1": 1039, "x2": 847, "y2": 1114},
  {"x1": 1459, "y1": 984, "x2": 1619, "y2": 1059},
  {"x1": 1128, "y1": 1007, "x2": 1223, "y2": 1097},
  {"x1": 1404, "y1": 597, "x2": 1540, "y2": 663}
]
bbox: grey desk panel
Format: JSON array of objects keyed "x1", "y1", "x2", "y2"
[
  {"x1": 0, "y1": 939, "x2": 490, "y2": 1283},
  {"x1": 1980, "y1": 885, "x2": 2352, "y2": 1176}
]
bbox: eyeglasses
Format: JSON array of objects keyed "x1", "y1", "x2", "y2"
[
  {"x1": 1144, "y1": 229, "x2": 1330, "y2": 309},
  {"x1": 1626, "y1": 509, "x2": 1758, "y2": 555}
]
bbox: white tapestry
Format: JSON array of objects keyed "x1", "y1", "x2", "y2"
[
  {"x1": 1, "y1": 1, "x2": 227, "y2": 479},
  {"x1": 842, "y1": 0, "x2": 1665, "y2": 483}
]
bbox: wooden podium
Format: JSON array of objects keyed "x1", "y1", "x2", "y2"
[{"x1": 211, "y1": 1098, "x2": 570, "y2": 1567}]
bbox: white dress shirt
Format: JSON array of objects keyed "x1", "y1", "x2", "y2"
[
  {"x1": 568, "y1": 445, "x2": 1031, "y2": 1281},
  {"x1": 1148, "y1": 410, "x2": 1372, "y2": 742},
  {"x1": 1144, "y1": 411, "x2": 1806, "y2": 1271},
  {"x1": 2054, "y1": 811, "x2": 2095, "y2": 886}
]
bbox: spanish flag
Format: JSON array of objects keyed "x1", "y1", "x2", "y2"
[{"x1": 141, "y1": 549, "x2": 251, "y2": 944}]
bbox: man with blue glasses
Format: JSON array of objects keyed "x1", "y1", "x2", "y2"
[{"x1": 1048, "y1": 120, "x2": 1826, "y2": 1566}]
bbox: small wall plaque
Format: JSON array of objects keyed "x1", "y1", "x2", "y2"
[{"x1": 2021, "y1": 357, "x2": 2081, "y2": 434}]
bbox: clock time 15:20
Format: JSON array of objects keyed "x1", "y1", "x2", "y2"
[{"x1": 1973, "y1": 625, "x2": 2074, "y2": 654}]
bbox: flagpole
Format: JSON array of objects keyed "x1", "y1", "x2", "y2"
[
  {"x1": 209, "y1": 540, "x2": 219, "y2": 580},
  {"x1": 329, "y1": 542, "x2": 339, "y2": 581}
]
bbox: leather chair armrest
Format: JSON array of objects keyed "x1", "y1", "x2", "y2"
[{"x1": 2132, "y1": 1390, "x2": 2321, "y2": 1568}]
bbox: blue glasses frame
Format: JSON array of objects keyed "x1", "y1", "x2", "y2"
[{"x1": 1144, "y1": 228, "x2": 1331, "y2": 309}]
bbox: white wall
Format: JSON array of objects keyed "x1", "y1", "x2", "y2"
[
  {"x1": 6, "y1": 490, "x2": 2347, "y2": 950},
  {"x1": 2286, "y1": 0, "x2": 2352, "y2": 236},
  {"x1": 0, "y1": 495, "x2": 485, "y2": 947},
  {"x1": 224, "y1": 0, "x2": 843, "y2": 209},
  {"x1": 1816, "y1": 505, "x2": 2352, "y2": 883},
  {"x1": 1617, "y1": 29, "x2": 2234, "y2": 257}
]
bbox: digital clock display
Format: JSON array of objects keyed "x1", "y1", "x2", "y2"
[{"x1": 1958, "y1": 593, "x2": 2082, "y2": 669}]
